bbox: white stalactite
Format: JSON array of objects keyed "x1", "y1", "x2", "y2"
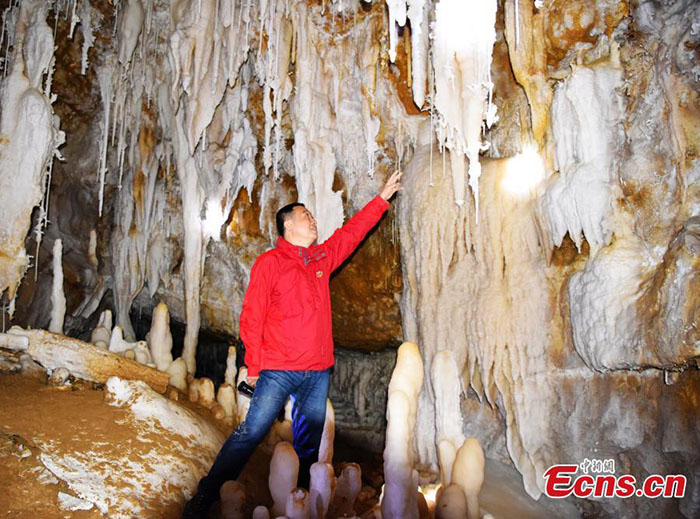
[
  {"x1": 0, "y1": 0, "x2": 63, "y2": 301},
  {"x1": 431, "y1": 0, "x2": 497, "y2": 213}
]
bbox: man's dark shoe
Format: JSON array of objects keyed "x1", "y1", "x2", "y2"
[{"x1": 182, "y1": 492, "x2": 211, "y2": 519}]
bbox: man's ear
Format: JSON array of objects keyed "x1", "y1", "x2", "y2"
[{"x1": 284, "y1": 218, "x2": 293, "y2": 236}]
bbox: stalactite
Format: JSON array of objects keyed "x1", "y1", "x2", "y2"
[
  {"x1": 432, "y1": 0, "x2": 498, "y2": 214},
  {"x1": 0, "y1": 0, "x2": 63, "y2": 302}
]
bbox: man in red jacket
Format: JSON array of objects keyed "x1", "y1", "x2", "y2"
[{"x1": 184, "y1": 171, "x2": 403, "y2": 517}]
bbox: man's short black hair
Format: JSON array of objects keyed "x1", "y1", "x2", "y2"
[{"x1": 276, "y1": 202, "x2": 305, "y2": 237}]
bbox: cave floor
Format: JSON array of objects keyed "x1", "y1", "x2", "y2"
[{"x1": 0, "y1": 371, "x2": 579, "y2": 518}]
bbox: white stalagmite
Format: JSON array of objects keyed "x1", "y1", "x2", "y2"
[
  {"x1": 147, "y1": 302, "x2": 173, "y2": 372},
  {"x1": 108, "y1": 325, "x2": 132, "y2": 354},
  {"x1": 432, "y1": 0, "x2": 498, "y2": 212},
  {"x1": 0, "y1": 0, "x2": 63, "y2": 302},
  {"x1": 331, "y1": 463, "x2": 362, "y2": 517},
  {"x1": 451, "y1": 438, "x2": 485, "y2": 519},
  {"x1": 167, "y1": 357, "x2": 188, "y2": 393},
  {"x1": 285, "y1": 488, "x2": 311, "y2": 519},
  {"x1": 317, "y1": 399, "x2": 335, "y2": 464},
  {"x1": 269, "y1": 442, "x2": 300, "y2": 517},
  {"x1": 309, "y1": 462, "x2": 336, "y2": 519},
  {"x1": 188, "y1": 378, "x2": 202, "y2": 403},
  {"x1": 217, "y1": 383, "x2": 236, "y2": 423},
  {"x1": 252, "y1": 506, "x2": 270, "y2": 519},
  {"x1": 435, "y1": 484, "x2": 468, "y2": 519},
  {"x1": 49, "y1": 239, "x2": 66, "y2": 334},
  {"x1": 224, "y1": 345, "x2": 237, "y2": 386},
  {"x1": 432, "y1": 350, "x2": 465, "y2": 485},
  {"x1": 197, "y1": 377, "x2": 216, "y2": 409},
  {"x1": 133, "y1": 341, "x2": 155, "y2": 367},
  {"x1": 381, "y1": 342, "x2": 424, "y2": 519}
]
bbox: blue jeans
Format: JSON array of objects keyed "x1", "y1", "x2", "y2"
[{"x1": 197, "y1": 369, "x2": 330, "y2": 500}]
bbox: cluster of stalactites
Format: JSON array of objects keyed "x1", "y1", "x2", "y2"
[{"x1": 384, "y1": 0, "x2": 498, "y2": 213}]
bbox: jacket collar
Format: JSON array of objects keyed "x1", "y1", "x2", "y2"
[{"x1": 276, "y1": 236, "x2": 327, "y2": 265}]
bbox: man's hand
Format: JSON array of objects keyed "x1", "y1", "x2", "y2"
[
  {"x1": 380, "y1": 170, "x2": 403, "y2": 201},
  {"x1": 246, "y1": 375, "x2": 259, "y2": 387}
]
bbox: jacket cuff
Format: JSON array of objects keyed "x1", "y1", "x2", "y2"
[
  {"x1": 373, "y1": 195, "x2": 390, "y2": 210},
  {"x1": 246, "y1": 364, "x2": 260, "y2": 377}
]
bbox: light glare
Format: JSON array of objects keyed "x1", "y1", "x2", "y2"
[
  {"x1": 502, "y1": 147, "x2": 545, "y2": 197},
  {"x1": 202, "y1": 199, "x2": 227, "y2": 241}
]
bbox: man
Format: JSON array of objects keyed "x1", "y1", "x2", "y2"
[{"x1": 184, "y1": 170, "x2": 403, "y2": 517}]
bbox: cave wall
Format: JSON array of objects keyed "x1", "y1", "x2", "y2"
[{"x1": 397, "y1": 1, "x2": 699, "y2": 518}]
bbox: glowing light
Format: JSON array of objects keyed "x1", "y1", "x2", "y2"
[
  {"x1": 419, "y1": 483, "x2": 442, "y2": 508},
  {"x1": 502, "y1": 146, "x2": 545, "y2": 197},
  {"x1": 202, "y1": 199, "x2": 227, "y2": 241}
]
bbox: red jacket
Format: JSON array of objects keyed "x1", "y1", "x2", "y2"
[{"x1": 240, "y1": 195, "x2": 389, "y2": 376}]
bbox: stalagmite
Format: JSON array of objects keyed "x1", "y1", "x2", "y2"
[
  {"x1": 309, "y1": 462, "x2": 336, "y2": 519},
  {"x1": 269, "y1": 442, "x2": 300, "y2": 517},
  {"x1": 211, "y1": 404, "x2": 226, "y2": 421},
  {"x1": 147, "y1": 302, "x2": 173, "y2": 372},
  {"x1": 435, "y1": 484, "x2": 468, "y2": 519},
  {"x1": 382, "y1": 342, "x2": 423, "y2": 519},
  {"x1": 217, "y1": 383, "x2": 236, "y2": 423},
  {"x1": 451, "y1": 438, "x2": 485, "y2": 519},
  {"x1": 90, "y1": 309, "x2": 112, "y2": 350},
  {"x1": 167, "y1": 357, "x2": 188, "y2": 393},
  {"x1": 317, "y1": 399, "x2": 335, "y2": 464},
  {"x1": 285, "y1": 488, "x2": 311, "y2": 519},
  {"x1": 220, "y1": 480, "x2": 246, "y2": 519},
  {"x1": 133, "y1": 341, "x2": 155, "y2": 367},
  {"x1": 188, "y1": 378, "x2": 202, "y2": 403},
  {"x1": 252, "y1": 506, "x2": 270, "y2": 519},
  {"x1": 330, "y1": 463, "x2": 362, "y2": 517},
  {"x1": 197, "y1": 377, "x2": 216, "y2": 409},
  {"x1": 108, "y1": 325, "x2": 132, "y2": 354},
  {"x1": 224, "y1": 345, "x2": 237, "y2": 386},
  {"x1": 432, "y1": 350, "x2": 464, "y2": 485},
  {"x1": 49, "y1": 239, "x2": 66, "y2": 334}
]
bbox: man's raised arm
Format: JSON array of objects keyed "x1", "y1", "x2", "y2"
[{"x1": 324, "y1": 170, "x2": 403, "y2": 271}]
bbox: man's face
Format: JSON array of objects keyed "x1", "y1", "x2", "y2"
[{"x1": 286, "y1": 205, "x2": 318, "y2": 244}]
